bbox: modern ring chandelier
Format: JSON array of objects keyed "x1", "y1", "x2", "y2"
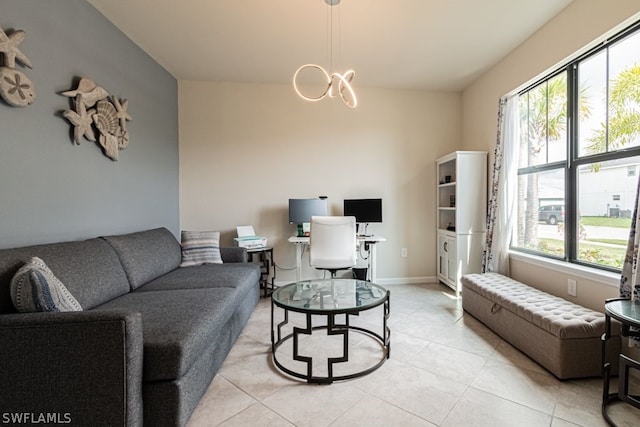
[{"x1": 293, "y1": 0, "x2": 357, "y2": 109}]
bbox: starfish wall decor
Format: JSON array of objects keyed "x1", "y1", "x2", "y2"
[
  {"x1": 62, "y1": 77, "x2": 132, "y2": 161},
  {"x1": 0, "y1": 25, "x2": 35, "y2": 107}
]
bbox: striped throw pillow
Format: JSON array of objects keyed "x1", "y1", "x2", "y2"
[
  {"x1": 180, "y1": 230, "x2": 223, "y2": 267},
  {"x1": 10, "y1": 257, "x2": 83, "y2": 312}
]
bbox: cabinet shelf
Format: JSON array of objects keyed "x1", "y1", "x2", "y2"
[
  {"x1": 438, "y1": 182, "x2": 456, "y2": 188},
  {"x1": 438, "y1": 207, "x2": 456, "y2": 211},
  {"x1": 438, "y1": 228, "x2": 456, "y2": 236}
]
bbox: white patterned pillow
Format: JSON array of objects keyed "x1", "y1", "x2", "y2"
[
  {"x1": 180, "y1": 230, "x2": 223, "y2": 267},
  {"x1": 10, "y1": 257, "x2": 83, "y2": 313}
]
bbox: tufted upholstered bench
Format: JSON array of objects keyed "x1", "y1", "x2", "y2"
[{"x1": 461, "y1": 272, "x2": 620, "y2": 379}]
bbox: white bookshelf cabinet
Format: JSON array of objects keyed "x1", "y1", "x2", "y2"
[{"x1": 436, "y1": 151, "x2": 487, "y2": 297}]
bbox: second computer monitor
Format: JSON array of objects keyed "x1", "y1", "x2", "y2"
[{"x1": 343, "y1": 198, "x2": 382, "y2": 224}]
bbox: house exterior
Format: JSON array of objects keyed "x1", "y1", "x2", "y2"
[{"x1": 578, "y1": 161, "x2": 639, "y2": 217}]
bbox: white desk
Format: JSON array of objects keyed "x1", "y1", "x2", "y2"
[{"x1": 287, "y1": 235, "x2": 386, "y2": 283}]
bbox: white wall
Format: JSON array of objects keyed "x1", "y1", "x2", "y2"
[
  {"x1": 179, "y1": 81, "x2": 461, "y2": 284},
  {"x1": 462, "y1": 0, "x2": 640, "y2": 310}
]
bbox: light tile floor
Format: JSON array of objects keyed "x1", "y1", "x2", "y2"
[{"x1": 187, "y1": 282, "x2": 640, "y2": 427}]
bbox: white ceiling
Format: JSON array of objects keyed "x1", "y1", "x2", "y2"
[{"x1": 87, "y1": 0, "x2": 573, "y2": 91}]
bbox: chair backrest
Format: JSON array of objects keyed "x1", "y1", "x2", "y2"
[{"x1": 309, "y1": 216, "x2": 357, "y2": 270}]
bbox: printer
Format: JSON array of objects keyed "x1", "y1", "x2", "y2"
[{"x1": 233, "y1": 225, "x2": 267, "y2": 249}]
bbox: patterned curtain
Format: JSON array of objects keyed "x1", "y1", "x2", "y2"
[
  {"x1": 620, "y1": 173, "x2": 640, "y2": 347},
  {"x1": 620, "y1": 176, "x2": 640, "y2": 302},
  {"x1": 482, "y1": 98, "x2": 505, "y2": 273},
  {"x1": 482, "y1": 96, "x2": 518, "y2": 275}
]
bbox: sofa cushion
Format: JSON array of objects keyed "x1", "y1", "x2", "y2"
[
  {"x1": 0, "y1": 238, "x2": 130, "y2": 313},
  {"x1": 220, "y1": 247, "x2": 249, "y2": 263},
  {"x1": 102, "y1": 228, "x2": 182, "y2": 290},
  {"x1": 95, "y1": 288, "x2": 238, "y2": 381},
  {"x1": 180, "y1": 230, "x2": 223, "y2": 267},
  {"x1": 10, "y1": 257, "x2": 83, "y2": 313},
  {"x1": 136, "y1": 263, "x2": 260, "y2": 293}
]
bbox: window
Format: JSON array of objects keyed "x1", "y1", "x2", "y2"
[{"x1": 513, "y1": 22, "x2": 640, "y2": 271}]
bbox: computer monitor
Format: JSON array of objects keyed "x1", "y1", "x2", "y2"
[
  {"x1": 288, "y1": 198, "x2": 329, "y2": 224},
  {"x1": 343, "y1": 198, "x2": 382, "y2": 224}
]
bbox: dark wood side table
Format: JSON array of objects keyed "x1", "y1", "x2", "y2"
[
  {"x1": 247, "y1": 247, "x2": 275, "y2": 297},
  {"x1": 602, "y1": 298, "x2": 640, "y2": 426}
]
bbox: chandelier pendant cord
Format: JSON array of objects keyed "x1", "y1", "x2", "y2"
[
  {"x1": 328, "y1": 4, "x2": 333, "y2": 75},
  {"x1": 328, "y1": 4, "x2": 335, "y2": 97}
]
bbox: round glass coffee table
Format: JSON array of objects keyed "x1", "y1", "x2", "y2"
[{"x1": 271, "y1": 278, "x2": 390, "y2": 384}]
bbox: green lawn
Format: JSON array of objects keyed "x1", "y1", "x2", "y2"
[
  {"x1": 588, "y1": 238, "x2": 628, "y2": 246},
  {"x1": 580, "y1": 216, "x2": 632, "y2": 228},
  {"x1": 536, "y1": 238, "x2": 625, "y2": 269}
]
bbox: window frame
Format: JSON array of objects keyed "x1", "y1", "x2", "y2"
[{"x1": 511, "y1": 20, "x2": 640, "y2": 273}]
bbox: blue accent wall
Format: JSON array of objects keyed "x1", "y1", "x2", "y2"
[{"x1": 0, "y1": 0, "x2": 179, "y2": 248}]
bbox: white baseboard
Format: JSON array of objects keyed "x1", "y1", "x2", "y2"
[
  {"x1": 273, "y1": 276, "x2": 437, "y2": 287},
  {"x1": 374, "y1": 276, "x2": 436, "y2": 286}
]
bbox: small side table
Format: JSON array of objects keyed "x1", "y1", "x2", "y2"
[
  {"x1": 247, "y1": 247, "x2": 275, "y2": 297},
  {"x1": 602, "y1": 298, "x2": 640, "y2": 426}
]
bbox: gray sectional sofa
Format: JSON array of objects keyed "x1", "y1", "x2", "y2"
[{"x1": 0, "y1": 227, "x2": 261, "y2": 427}]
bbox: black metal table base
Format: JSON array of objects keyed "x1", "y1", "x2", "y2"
[
  {"x1": 271, "y1": 296, "x2": 390, "y2": 384},
  {"x1": 248, "y1": 248, "x2": 276, "y2": 297},
  {"x1": 602, "y1": 355, "x2": 640, "y2": 426},
  {"x1": 602, "y1": 298, "x2": 640, "y2": 426}
]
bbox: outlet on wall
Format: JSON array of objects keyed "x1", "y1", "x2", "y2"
[
  {"x1": 401, "y1": 248, "x2": 408, "y2": 258},
  {"x1": 567, "y1": 279, "x2": 577, "y2": 297}
]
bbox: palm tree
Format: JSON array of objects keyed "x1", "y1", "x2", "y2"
[
  {"x1": 517, "y1": 73, "x2": 592, "y2": 249},
  {"x1": 586, "y1": 65, "x2": 640, "y2": 157},
  {"x1": 518, "y1": 75, "x2": 568, "y2": 247}
]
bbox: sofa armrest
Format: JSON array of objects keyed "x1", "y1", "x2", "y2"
[
  {"x1": 220, "y1": 246, "x2": 248, "y2": 263},
  {"x1": 0, "y1": 310, "x2": 143, "y2": 427}
]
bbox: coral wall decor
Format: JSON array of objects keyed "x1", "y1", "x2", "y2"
[
  {"x1": 62, "y1": 77, "x2": 131, "y2": 161},
  {"x1": 0, "y1": 25, "x2": 35, "y2": 107}
]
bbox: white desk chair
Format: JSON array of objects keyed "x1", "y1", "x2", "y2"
[{"x1": 309, "y1": 216, "x2": 357, "y2": 278}]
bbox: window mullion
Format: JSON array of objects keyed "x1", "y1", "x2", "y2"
[
  {"x1": 605, "y1": 47, "x2": 610, "y2": 153},
  {"x1": 546, "y1": 81, "x2": 550, "y2": 164},
  {"x1": 567, "y1": 64, "x2": 578, "y2": 262}
]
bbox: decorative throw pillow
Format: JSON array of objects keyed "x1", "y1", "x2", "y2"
[
  {"x1": 10, "y1": 257, "x2": 83, "y2": 313},
  {"x1": 180, "y1": 230, "x2": 223, "y2": 267}
]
